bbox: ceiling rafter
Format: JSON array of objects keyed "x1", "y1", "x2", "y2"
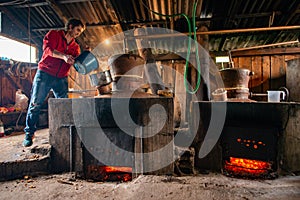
[
  {"x1": 45, "y1": 0, "x2": 68, "y2": 24},
  {"x1": 15, "y1": 0, "x2": 96, "y2": 8},
  {"x1": 1, "y1": 0, "x2": 299, "y2": 52},
  {"x1": 107, "y1": 0, "x2": 130, "y2": 31}
]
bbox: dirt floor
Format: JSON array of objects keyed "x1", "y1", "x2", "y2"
[
  {"x1": 0, "y1": 129, "x2": 50, "y2": 163},
  {"x1": 0, "y1": 129, "x2": 299, "y2": 200},
  {"x1": 0, "y1": 172, "x2": 299, "y2": 200}
]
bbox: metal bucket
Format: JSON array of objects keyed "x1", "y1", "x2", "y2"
[{"x1": 74, "y1": 51, "x2": 99, "y2": 75}]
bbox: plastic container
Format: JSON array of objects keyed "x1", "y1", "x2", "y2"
[{"x1": 267, "y1": 91, "x2": 285, "y2": 102}]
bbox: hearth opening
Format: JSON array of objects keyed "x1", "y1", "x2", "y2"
[
  {"x1": 76, "y1": 126, "x2": 135, "y2": 182},
  {"x1": 221, "y1": 126, "x2": 278, "y2": 179}
]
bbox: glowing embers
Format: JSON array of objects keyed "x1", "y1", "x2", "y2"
[
  {"x1": 236, "y1": 138, "x2": 266, "y2": 149},
  {"x1": 87, "y1": 165, "x2": 132, "y2": 182},
  {"x1": 223, "y1": 157, "x2": 273, "y2": 178}
]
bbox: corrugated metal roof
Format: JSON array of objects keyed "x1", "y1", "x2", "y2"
[{"x1": 0, "y1": 0, "x2": 299, "y2": 55}]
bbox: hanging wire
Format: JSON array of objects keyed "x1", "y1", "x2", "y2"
[{"x1": 140, "y1": 0, "x2": 201, "y2": 94}]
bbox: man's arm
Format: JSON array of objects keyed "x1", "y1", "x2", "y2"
[{"x1": 52, "y1": 50, "x2": 75, "y2": 64}]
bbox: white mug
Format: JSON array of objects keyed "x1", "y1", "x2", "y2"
[{"x1": 267, "y1": 91, "x2": 285, "y2": 102}]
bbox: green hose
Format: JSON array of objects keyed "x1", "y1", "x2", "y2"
[{"x1": 141, "y1": 0, "x2": 201, "y2": 94}]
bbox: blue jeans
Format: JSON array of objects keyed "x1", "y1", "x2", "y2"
[{"x1": 24, "y1": 70, "x2": 68, "y2": 134}]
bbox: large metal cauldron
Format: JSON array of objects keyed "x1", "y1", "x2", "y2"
[
  {"x1": 219, "y1": 68, "x2": 254, "y2": 99},
  {"x1": 108, "y1": 54, "x2": 145, "y2": 92}
]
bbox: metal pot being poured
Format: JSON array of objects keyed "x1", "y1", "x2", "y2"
[{"x1": 73, "y1": 51, "x2": 99, "y2": 75}]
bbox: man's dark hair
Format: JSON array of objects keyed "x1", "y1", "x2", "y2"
[{"x1": 65, "y1": 18, "x2": 85, "y2": 31}]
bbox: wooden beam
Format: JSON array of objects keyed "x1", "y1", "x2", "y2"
[
  {"x1": 231, "y1": 47, "x2": 300, "y2": 57},
  {"x1": 31, "y1": 23, "x2": 117, "y2": 32}
]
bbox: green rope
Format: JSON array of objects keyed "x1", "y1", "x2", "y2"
[
  {"x1": 184, "y1": 0, "x2": 201, "y2": 94},
  {"x1": 141, "y1": 0, "x2": 201, "y2": 94}
]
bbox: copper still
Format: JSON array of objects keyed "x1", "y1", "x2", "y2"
[
  {"x1": 219, "y1": 68, "x2": 254, "y2": 100},
  {"x1": 108, "y1": 54, "x2": 145, "y2": 92}
]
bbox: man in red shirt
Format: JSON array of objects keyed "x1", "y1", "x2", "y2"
[{"x1": 23, "y1": 18, "x2": 85, "y2": 147}]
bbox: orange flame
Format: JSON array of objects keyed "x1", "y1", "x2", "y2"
[
  {"x1": 224, "y1": 157, "x2": 272, "y2": 177},
  {"x1": 87, "y1": 165, "x2": 132, "y2": 182},
  {"x1": 102, "y1": 166, "x2": 132, "y2": 173}
]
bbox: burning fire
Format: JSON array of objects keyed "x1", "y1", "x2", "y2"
[
  {"x1": 224, "y1": 157, "x2": 272, "y2": 178},
  {"x1": 87, "y1": 165, "x2": 132, "y2": 182},
  {"x1": 103, "y1": 166, "x2": 132, "y2": 173}
]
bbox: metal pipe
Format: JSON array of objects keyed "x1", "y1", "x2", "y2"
[
  {"x1": 198, "y1": 25, "x2": 300, "y2": 35},
  {"x1": 32, "y1": 24, "x2": 300, "y2": 36},
  {"x1": 127, "y1": 26, "x2": 300, "y2": 40},
  {"x1": 230, "y1": 40, "x2": 299, "y2": 52},
  {"x1": 68, "y1": 89, "x2": 96, "y2": 93},
  {"x1": 250, "y1": 92, "x2": 267, "y2": 97}
]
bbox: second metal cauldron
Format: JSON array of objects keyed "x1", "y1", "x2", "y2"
[
  {"x1": 219, "y1": 68, "x2": 254, "y2": 99},
  {"x1": 219, "y1": 68, "x2": 254, "y2": 89}
]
